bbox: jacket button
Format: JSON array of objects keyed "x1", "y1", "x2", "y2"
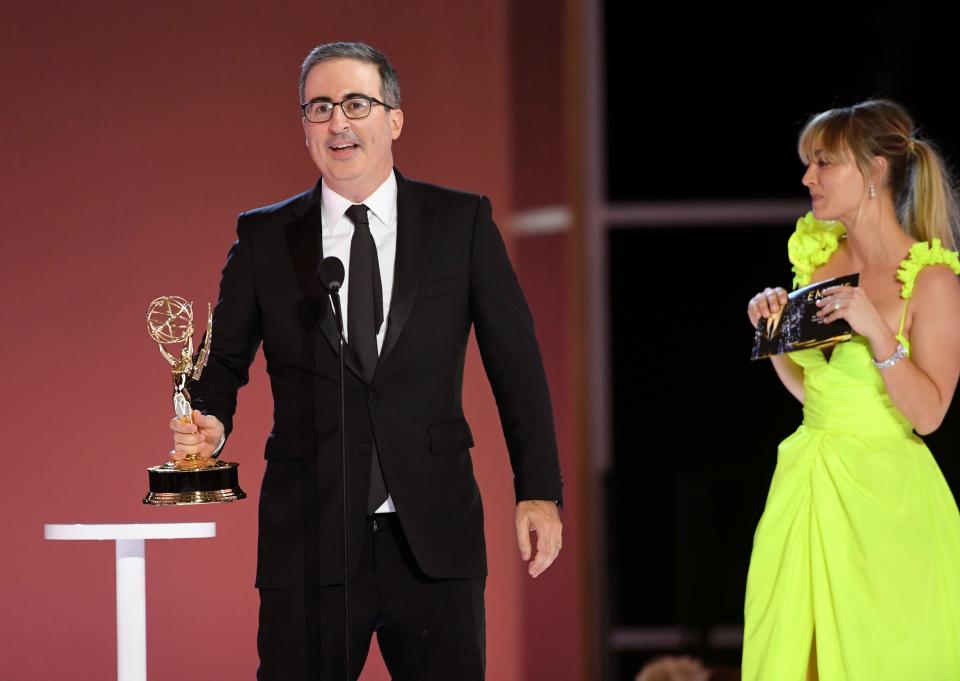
[{"x1": 359, "y1": 444, "x2": 371, "y2": 455}]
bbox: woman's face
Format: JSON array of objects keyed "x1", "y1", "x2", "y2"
[{"x1": 802, "y1": 147, "x2": 867, "y2": 224}]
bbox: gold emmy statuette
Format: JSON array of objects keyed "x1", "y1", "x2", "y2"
[{"x1": 143, "y1": 296, "x2": 246, "y2": 505}]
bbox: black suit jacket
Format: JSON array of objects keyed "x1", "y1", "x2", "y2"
[{"x1": 192, "y1": 170, "x2": 563, "y2": 588}]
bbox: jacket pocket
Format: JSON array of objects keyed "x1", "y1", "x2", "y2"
[{"x1": 427, "y1": 418, "x2": 474, "y2": 455}]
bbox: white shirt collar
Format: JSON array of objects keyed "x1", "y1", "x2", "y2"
[{"x1": 320, "y1": 170, "x2": 397, "y2": 233}]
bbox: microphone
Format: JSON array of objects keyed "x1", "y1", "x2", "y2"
[
  {"x1": 318, "y1": 256, "x2": 345, "y2": 293},
  {"x1": 317, "y1": 256, "x2": 345, "y2": 337}
]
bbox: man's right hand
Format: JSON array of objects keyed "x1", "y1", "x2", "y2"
[{"x1": 169, "y1": 410, "x2": 224, "y2": 460}]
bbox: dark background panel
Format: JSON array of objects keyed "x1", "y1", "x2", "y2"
[
  {"x1": 607, "y1": 223, "x2": 801, "y2": 630},
  {"x1": 605, "y1": 7, "x2": 960, "y2": 202},
  {"x1": 603, "y1": 5, "x2": 960, "y2": 680}
]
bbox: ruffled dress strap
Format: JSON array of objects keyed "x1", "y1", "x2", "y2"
[
  {"x1": 787, "y1": 212, "x2": 847, "y2": 289},
  {"x1": 894, "y1": 239, "x2": 960, "y2": 345},
  {"x1": 895, "y1": 239, "x2": 960, "y2": 299}
]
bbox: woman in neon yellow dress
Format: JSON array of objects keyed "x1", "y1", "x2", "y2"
[{"x1": 743, "y1": 99, "x2": 960, "y2": 680}]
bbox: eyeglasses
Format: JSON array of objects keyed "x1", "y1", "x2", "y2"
[{"x1": 300, "y1": 95, "x2": 394, "y2": 123}]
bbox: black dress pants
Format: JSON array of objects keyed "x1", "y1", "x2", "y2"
[{"x1": 257, "y1": 514, "x2": 485, "y2": 681}]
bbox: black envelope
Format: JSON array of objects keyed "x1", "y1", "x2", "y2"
[{"x1": 751, "y1": 273, "x2": 859, "y2": 360}]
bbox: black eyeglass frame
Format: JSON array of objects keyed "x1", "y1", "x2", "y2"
[{"x1": 300, "y1": 95, "x2": 395, "y2": 123}]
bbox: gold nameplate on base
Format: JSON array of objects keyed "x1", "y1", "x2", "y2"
[{"x1": 143, "y1": 296, "x2": 246, "y2": 505}]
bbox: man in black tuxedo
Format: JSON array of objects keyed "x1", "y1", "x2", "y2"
[{"x1": 171, "y1": 41, "x2": 563, "y2": 681}]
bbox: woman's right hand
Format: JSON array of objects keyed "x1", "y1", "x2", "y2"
[{"x1": 747, "y1": 287, "x2": 788, "y2": 328}]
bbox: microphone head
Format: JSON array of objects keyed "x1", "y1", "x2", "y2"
[{"x1": 317, "y1": 256, "x2": 345, "y2": 293}]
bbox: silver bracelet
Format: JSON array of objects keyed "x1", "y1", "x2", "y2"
[{"x1": 872, "y1": 342, "x2": 907, "y2": 369}]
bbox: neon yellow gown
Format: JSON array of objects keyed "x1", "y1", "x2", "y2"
[{"x1": 742, "y1": 214, "x2": 960, "y2": 681}]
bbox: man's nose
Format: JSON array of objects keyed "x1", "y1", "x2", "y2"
[{"x1": 328, "y1": 103, "x2": 351, "y2": 131}]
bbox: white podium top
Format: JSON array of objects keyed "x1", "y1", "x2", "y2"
[{"x1": 44, "y1": 522, "x2": 216, "y2": 541}]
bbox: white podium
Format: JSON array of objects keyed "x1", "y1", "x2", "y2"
[{"x1": 44, "y1": 523, "x2": 216, "y2": 681}]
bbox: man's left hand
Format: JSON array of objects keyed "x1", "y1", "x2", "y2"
[{"x1": 515, "y1": 500, "x2": 562, "y2": 578}]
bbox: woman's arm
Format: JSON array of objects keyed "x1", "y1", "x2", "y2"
[
  {"x1": 878, "y1": 267, "x2": 960, "y2": 434},
  {"x1": 770, "y1": 354, "x2": 805, "y2": 403},
  {"x1": 820, "y1": 266, "x2": 960, "y2": 434}
]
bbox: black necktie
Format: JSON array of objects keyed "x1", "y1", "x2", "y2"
[{"x1": 345, "y1": 203, "x2": 388, "y2": 511}]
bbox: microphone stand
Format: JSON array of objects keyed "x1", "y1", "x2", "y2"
[
  {"x1": 327, "y1": 283, "x2": 351, "y2": 681},
  {"x1": 318, "y1": 256, "x2": 350, "y2": 681}
]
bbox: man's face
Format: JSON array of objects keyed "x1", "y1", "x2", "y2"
[{"x1": 301, "y1": 58, "x2": 403, "y2": 201}]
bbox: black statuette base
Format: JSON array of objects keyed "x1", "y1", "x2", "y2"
[{"x1": 144, "y1": 460, "x2": 246, "y2": 505}]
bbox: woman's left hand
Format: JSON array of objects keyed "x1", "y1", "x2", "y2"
[{"x1": 815, "y1": 285, "x2": 887, "y2": 340}]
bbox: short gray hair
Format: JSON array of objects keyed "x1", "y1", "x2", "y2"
[{"x1": 299, "y1": 41, "x2": 401, "y2": 108}]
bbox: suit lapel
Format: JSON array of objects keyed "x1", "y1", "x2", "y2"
[
  {"x1": 285, "y1": 185, "x2": 364, "y2": 380},
  {"x1": 380, "y1": 172, "x2": 436, "y2": 366}
]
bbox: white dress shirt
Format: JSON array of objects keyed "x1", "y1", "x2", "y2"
[{"x1": 321, "y1": 171, "x2": 398, "y2": 513}]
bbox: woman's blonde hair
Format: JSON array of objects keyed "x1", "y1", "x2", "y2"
[{"x1": 798, "y1": 99, "x2": 960, "y2": 249}]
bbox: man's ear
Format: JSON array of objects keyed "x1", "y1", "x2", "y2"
[{"x1": 390, "y1": 108, "x2": 404, "y2": 141}]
